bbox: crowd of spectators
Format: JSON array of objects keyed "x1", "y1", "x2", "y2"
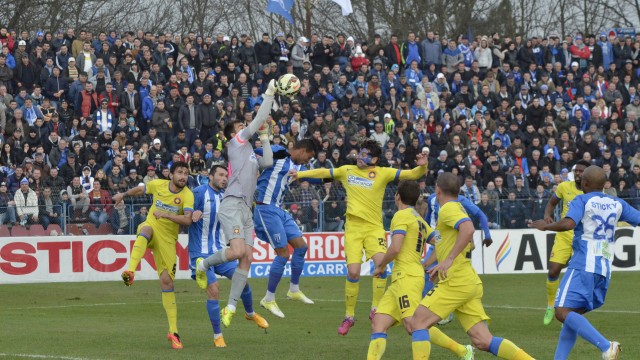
[{"x1": 1, "y1": 26, "x2": 640, "y2": 232}]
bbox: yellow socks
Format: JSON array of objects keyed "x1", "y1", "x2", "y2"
[
  {"x1": 128, "y1": 234, "x2": 150, "y2": 272},
  {"x1": 490, "y1": 337, "x2": 534, "y2": 360},
  {"x1": 546, "y1": 276, "x2": 560, "y2": 306},
  {"x1": 372, "y1": 276, "x2": 387, "y2": 309},
  {"x1": 429, "y1": 327, "x2": 467, "y2": 357},
  {"x1": 345, "y1": 277, "x2": 360, "y2": 318},
  {"x1": 411, "y1": 329, "x2": 431, "y2": 360},
  {"x1": 367, "y1": 333, "x2": 387, "y2": 360},
  {"x1": 511, "y1": 349, "x2": 535, "y2": 360},
  {"x1": 162, "y1": 290, "x2": 178, "y2": 334}
]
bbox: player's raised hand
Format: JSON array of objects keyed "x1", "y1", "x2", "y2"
[
  {"x1": 529, "y1": 219, "x2": 547, "y2": 231},
  {"x1": 257, "y1": 122, "x2": 271, "y2": 140},
  {"x1": 483, "y1": 238, "x2": 493, "y2": 247},
  {"x1": 288, "y1": 169, "x2": 299, "y2": 182},
  {"x1": 415, "y1": 153, "x2": 429, "y2": 167},
  {"x1": 192, "y1": 210, "x2": 204, "y2": 222},
  {"x1": 265, "y1": 79, "x2": 277, "y2": 96}
]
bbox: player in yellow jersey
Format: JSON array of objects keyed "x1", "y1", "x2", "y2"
[
  {"x1": 408, "y1": 173, "x2": 534, "y2": 360},
  {"x1": 541, "y1": 160, "x2": 588, "y2": 325},
  {"x1": 367, "y1": 181, "x2": 474, "y2": 360},
  {"x1": 114, "y1": 161, "x2": 194, "y2": 350},
  {"x1": 293, "y1": 139, "x2": 427, "y2": 335}
]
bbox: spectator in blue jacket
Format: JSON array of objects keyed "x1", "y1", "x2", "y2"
[
  {"x1": 421, "y1": 31, "x2": 442, "y2": 68},
  {"x1": 141, "y1": 85, "x2": 158, "y2": 130},
  {"x1": 404, "y1": 60, "x2": 423, "y2": 89}
]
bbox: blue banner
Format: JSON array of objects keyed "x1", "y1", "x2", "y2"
[
  {"x1": 609, "y1": 28, "x2": 637, "y2": 38},
  {"x1": 267, "y1": 0, "x2": 295, "y2": 24}
]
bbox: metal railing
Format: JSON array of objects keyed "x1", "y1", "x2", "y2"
[{"x1": 1, "y1": 193, "x2": 638, "y2": 236}]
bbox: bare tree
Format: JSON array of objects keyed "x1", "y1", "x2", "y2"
[{"x1": 0, "y1": 0, "x2": 631, "y2": 47}]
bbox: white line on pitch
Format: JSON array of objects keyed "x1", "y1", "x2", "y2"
[
  {"x1": 482, "y1": 304, "x2": 640, "y2": 314},
  {"x1": 0, "y1": 354, "x2": 102, "y2": 360},
  {"x1": 4, "y1": 298, "x2": 640, "y2": 315},
  {"x1": 4, "y1": 302, "x2": 127, "y2": 310}
]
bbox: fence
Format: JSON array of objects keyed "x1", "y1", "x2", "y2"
[
  {"x1": 1, "y1": 193, "x2": 638, "y2": 237},
  {"x1": 5, "y1": 227, "x2": 640, "y2": 284}
]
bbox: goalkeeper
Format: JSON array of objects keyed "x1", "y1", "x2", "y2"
[{"x1": 195, "y1": 79, "x2": 277, "y2": 327}]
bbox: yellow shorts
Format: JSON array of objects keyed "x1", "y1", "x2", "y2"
[
  {"x1": 138, "y1": 222, "x2": 178, "y2": 279},
  {"x1": 344, "y1": 220, "x2": 386, "y2": 265},
  {"x1": 377, "y1": 275, "x2": 425, "y2": 323},
  {"x1": 549, "y1": 231, "x2": 573, "y2": 265},
  {"x1": 420, "y1": 282, "x2": 490, "y2": 332}
]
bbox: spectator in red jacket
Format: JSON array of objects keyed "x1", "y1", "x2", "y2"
[{"x1": 87, "y1": 181, "x2": 112, "y2": 227}]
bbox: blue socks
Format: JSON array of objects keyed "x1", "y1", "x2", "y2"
[
  {"x1": 267, "y1": 255, "x2": 288, "y2": 293},
  {"x1": 206, "y1": 299, "x2": 221, "y2": 335},
  {"x1": 241, "y1": 284, "x2": 254, "y2": 314},
  {"x1": 291, "y1": 247, "x2": 307, "y2": 285},
  {"x1": 554, "y1": 325, "x2": 578, "y2": 359},
  {"x1": 488, "y1": 337, "x2": 503, "y2": 356},
  {"x1": 371, "y1": 332, "x2": 387, "y2": 340},
  {"x1": 564, "y1": 311, "x2": 609, "y2": 352}
]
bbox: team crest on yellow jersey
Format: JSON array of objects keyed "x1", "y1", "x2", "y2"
[
  {"x1": 368, "y1": 171, "x2": 376, "y2": 179},
  {"x1": 174, "y1": 197, "x2": 182, "y2": 205},
  {"x1": 433, "y1": 231, "x2": 442, "y2": 244}
]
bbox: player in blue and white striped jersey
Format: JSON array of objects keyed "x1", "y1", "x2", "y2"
[
  {"x1": 253, "y1": 139, "x2": 316, "y2": 318},
  {"x1": 531, "y1": 165, "x2": 640, "y2": 360},
  {"x1": 188, "y1": 164, "x2": 269, "y2": 347}
]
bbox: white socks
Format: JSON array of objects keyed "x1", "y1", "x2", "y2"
[{"x1": 264, "y1": 291, "x2": 276, "y2": 302}]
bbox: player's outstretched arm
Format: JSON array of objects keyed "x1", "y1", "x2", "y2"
[
  {"x1": 242, "y1": 80, "x2": 277, "y2": 141},
  {"x1": 113, "y1": 184, "x2": 145, "y2": 203},
  {"x1": 529, "y1": 217, "x2": 576, "y2": 232},
  {"x1": 619, "y1": 198, "x2": 640, "y2": 227},
  {"x1": 534, "y1": 194, "x2": 581, "y2": 231},
  {"x1": 462, "y1": 198, "x2": 492, "y2": 246},
  {"x1": 297, "y1": 168, "x2": 332, "y2": 180},
  {"x1": 153, "y1": 210, "x2": 194, "y2": 226},
  {"x1": 397, "y1": 154, "x2": 428, "y2": 180}
]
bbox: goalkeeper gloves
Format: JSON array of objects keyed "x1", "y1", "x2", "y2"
[
  {"x1": 265, "y1": 79, "x2": 277, "y2": 97},
  {"x1": 257, "y1": 122, "x2": 271, "y2": 141}
]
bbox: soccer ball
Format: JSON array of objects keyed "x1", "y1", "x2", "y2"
[{"x1": 277, "y1": 74, "x2": 301, "y2": 97}]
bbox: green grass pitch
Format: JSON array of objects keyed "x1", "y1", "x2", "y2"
[{"x1": 1, "y1": 273, "x2": 639, "y2": 359}]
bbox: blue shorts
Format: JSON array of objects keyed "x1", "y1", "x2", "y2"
[
  {"x1": 422, "y1": 246, "x2": 437, "y2": 297},
  {"x1": 555, "y1": 268, "x2": 609, "y2": 312},
  {"x1": 254, "y1": 204, "x2": 302, "y2": 249},
  {"x1": 190, "y1": 256, "x2": 239, "y2": 286}
]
